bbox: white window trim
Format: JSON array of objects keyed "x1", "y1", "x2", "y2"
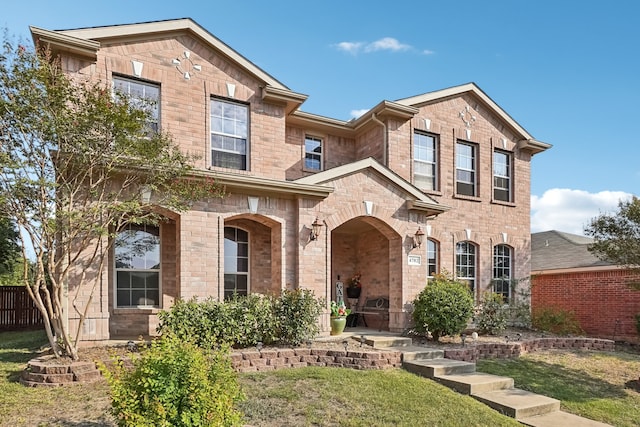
[
  {"x1": 210, "y1": 98, "x2": 250, "y2": 171},
  {"x1": 413, "y1": 131, "x2": 438, "y2": 191},
  {"x1": 223, "y1": 226, "x2": 250, "y2": 297},
  {"x1": 303, "y1": 134, "x2": 324, "y2": 172}
]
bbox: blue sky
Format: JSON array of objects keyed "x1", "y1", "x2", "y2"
[{"x1": 3, "y1": 0, "x2": 637, "y2": 235}]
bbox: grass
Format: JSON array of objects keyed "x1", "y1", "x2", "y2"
[
  {"x1": 477, "y1": 349, "x2": 640, "y2": 427},
  {"x1": 1, "y1": 330, "x2": 638, "y2": 426}
]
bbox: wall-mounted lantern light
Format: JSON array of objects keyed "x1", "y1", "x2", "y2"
[
  {"x1": 412, "y1": 226, "x2": 425, "y2": 249},
  {"x1": 309, "y1": 217, "x2": 323, "y2": 241}
]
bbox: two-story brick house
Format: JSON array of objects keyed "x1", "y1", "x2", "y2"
[{"x1": 30, "y1": 18, "x2": 550, "y2": 342}]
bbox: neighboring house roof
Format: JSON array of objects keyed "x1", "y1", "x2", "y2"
[
  {"x1": 396, "y1": 83, "x2": 552, "y2": 155},
  {"x1": 295, "y1": 157, "x2": 450, "y2": 216},
  {"x1": 531, "y1": 230, "x2": 613, "y2": 273}
]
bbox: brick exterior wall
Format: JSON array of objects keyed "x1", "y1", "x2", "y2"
[
  {"x1": 532, "y1": 269, "x2": 640, "y2": 343},
  {"x1": 42, "y1": 20, "x2": 546, "y2": 341}
]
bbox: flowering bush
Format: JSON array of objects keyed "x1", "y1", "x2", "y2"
[
  {"x1": 330, "y1": 300, "x2": 351, "y2": 317},
  {"x1": 348, "y1": 272, "x2": 362, "y2": 288}
]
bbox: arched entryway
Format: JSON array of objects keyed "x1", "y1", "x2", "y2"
[
  {"x1": 330, "y1": 216, "x2": 402, "y2": 331},
  {"x1": 224, "y1": 214, "x2": 282, "y2": 297}
]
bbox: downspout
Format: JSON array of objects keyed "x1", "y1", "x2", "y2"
[{"x1": 371, "y1": 113, "x2": 387, "y2": 166}]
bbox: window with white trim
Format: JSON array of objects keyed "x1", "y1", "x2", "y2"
[
  {"x1": 224, "y1": 227, "x2": 249, "y2": 299},
  {"x1": 456, "y1": 241, "x2": 476, "y2": 295},
  {"x1": 456, "y1": 142, "x2": 477, "y2": 197},
  {"x1": 427, "y1": 238, "x2": 438, "y2": 278},
  {"x1": 493, "y1": 245, "x2": 512, "y2": 302},
  {"x1": 112, "y1": 76, "x2": 160, "y2": 133},
  {"x1": 304, "y1": 135, "x2": 323, "y2": 171},
  {"x1": 114, "y1": 224, "x2": 160, "y2": 307},
  {"x1": 493, "y1": 150, "x2": 512, "y2": 202},
  {"x1": 414, "y1": 131, "x2": 438, "y2": 191},
  {"x1": 211, "y1": 99, "x2": 248, "y2": 170}
]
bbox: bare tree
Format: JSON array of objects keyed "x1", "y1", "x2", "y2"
[{"x1": 0, "y1": 37, "x2": 224, "y2": 360}]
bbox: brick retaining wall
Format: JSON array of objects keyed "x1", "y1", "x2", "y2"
[
  {"x1": 443, "y1": 337, "x2": 615, "y2": 363},
  {"x1": 230, "y1": 348, "x2": 403, "y2": 373}
]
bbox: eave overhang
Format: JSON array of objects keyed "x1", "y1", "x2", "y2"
[
  {"x1": 193, "y1": 169, "x2": 333, "y2": 198},
  {"x1": 30, "y1": 26, "x2": 100, "y2": 59},
  {"x1": 517, "y1": 138, "x2": 552, "y2": 155},
  {"x1": 262, "y1": 85, "x2": 308, "y2": 115}
]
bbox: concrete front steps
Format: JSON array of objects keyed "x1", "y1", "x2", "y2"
[{"x1": 401, "y1": 355, "x2": 611, "y2": 426}]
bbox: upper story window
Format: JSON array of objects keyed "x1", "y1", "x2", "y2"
[
  {"x1": 493, "y1": 244, "x2": 512, "y2": 302},
  {"x1": 427, "y1": 238, "x2": 438, "y2": 278},
  {"x1": 456, "y1": 241, "x2": 476, "y2": 296},
  {"x1": 493, "y1": 150, "x2": 512, "y2": 202},
  {"x1": 112, "y1": 76, "x2": 160, "y2": 133},
  {"x1": 211, "y1": 99, "x2": 248, "y2": 170},
  {"x1": 114, "y1": 224, "x2": 160, "y2": 308},
  {"x1": 456, "y1": 142, "x2": 477, "y2": 197},
  {"x1": 414, "y1": 131, "x2": 438, "y2": 191},
  {"x1": 304, "y1": 135, "x2": 323, "y2": 171}
]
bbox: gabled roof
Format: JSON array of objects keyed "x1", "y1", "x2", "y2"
[
  {"x1": 295, "y1": 157, "x2": 450, "y2": 216},
  {"x1": 531, "y1": 230, "x2": 613, "y2": 272},
  {"x1": 396, "y1": 83, "x2": 552, "y2": 155}
]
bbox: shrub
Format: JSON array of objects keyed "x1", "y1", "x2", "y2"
[
  {"x1": 412, "y1": 272, "x2": 474, "y2": 341},
  {"x1": 275, "y1": 289, "x2": 324, "y2": 346},
  {"x1": 158, "y1": 290, "x2": 323, "y2": 348},
  {"x1": 100, "y1": 334, "x2": 244, "y2": 427},
  {"x1": 532, "y1": 306, "x2": 584, "y2": 336},
  {"x1": 476, "y1": 292, "x2": 508, "y2": 335}
]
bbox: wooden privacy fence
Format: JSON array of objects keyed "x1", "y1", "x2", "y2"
[{"x1": 0, "y1": 286, "x2": 44, "y2": 331}]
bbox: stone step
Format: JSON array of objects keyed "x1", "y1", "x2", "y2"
[
  {"x1": 394, "y1": 346, "x2": 444, "y2": 361},
  {"x1": 434, "y1": 372, "x2": 514, "y2": 395},
  {"x1": 472, "y1": 388, "x2": 560, "y2": 420},
  {"x1": 363, "y1": 336, "x2": 412, "y2": 348},
  {"x1": 403, "y1": 358, "x2": 476, "y2": 378},
  {"x1": 520, "y1": 410, "x2": 613, "y2": 427}
]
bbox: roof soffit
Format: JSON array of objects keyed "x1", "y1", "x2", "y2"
[{"x1": 294, "y1": 157, "x2": 450, "y2": 215}]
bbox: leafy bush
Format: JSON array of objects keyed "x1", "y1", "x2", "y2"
[
  {"x1": 158, "y1": 290, "x2": 323, "y2": 348},
  {"x1": 275, "y1": 289, "x2": 324, "y2": 346},
  {"x1": 476, "y1": 292, "x2": 508, "y2": 335},
  {"x1": 100, "y1": 334, "x2": 244, "y2": 427},
  {"x1": 412, "y1": 272, "x2": 474, "y2": 341},
  {"x1": 532, "y1": 306, "x2": 584, "y2": 336}
]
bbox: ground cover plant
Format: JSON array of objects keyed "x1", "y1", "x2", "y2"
[{"x1": 2, "y1": 330, "x2": 639, "y2": 426}]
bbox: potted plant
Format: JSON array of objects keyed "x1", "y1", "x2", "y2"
[
  {"x1": 330, "y1": 301, "x2": 351, "y2": 335},
  {"x1": 346, "y1": 272, "x2": 362, "y2": 299}
]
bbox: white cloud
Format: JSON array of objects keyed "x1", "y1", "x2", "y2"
[
  {"x1": 335, "y1": 41, "x2": 364, "y2": 54},
  {"x1": 349, "y1": 109, "x2": 369, "y2": 119},
  {"x1": 422, "y1": 49, "x2": 435, "y2": 55},
  {"x1": 531, "y1": 188, "x2": 634, "y2": 235},
  {"x1": 334, "y1": 37, "x2": 413, "y2": 54},
  {"x1": 364, "y1": 37, "x2": 411, "y2": 53}
]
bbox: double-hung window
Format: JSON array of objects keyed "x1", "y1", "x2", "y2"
[
  {"x1": 493, "y1": 150, "x2": 512, "y2": 202},
  {"x1": 304, "y1": 135, "x2": 323, "y2": 171},
  {"x1": 456, "y1": 142, "x2": 477, "y2": 197},
  {"x1": 427, "y1": 238, "x2": 438, "y2": 279},
  {"x1": 211, "y1": 99, "x2": 248, "y2": 170},
  {"x1": 114, "y1": 224, "x2": 160, "y2": 308},
  {"x1": 456, "y1": 241, "x2": 476, "y2": 295},
  {"x1": 414, "y1": 131, "x2": 437, "y2": 191},
  {"x1": 493, "y1": 245, "x2": 512, "y2": 302},
  {"x1": 112, "y1": 76, "x2": 160, "y2": 133}
]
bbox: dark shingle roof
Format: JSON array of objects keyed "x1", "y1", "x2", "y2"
[{"x1": 531, "y1": 230, "x2": 613, "y2": 271}]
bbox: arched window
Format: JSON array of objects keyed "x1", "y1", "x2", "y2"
[
  {"x1": 455, "y1": 241, "x2": 476, "y2": 295},
  {"x1": 114, "y1": 224, "x2": 160, "y2": 307},
  {"x1": 224, "y1": 227, "x2": 249, "y2": 299},
  {"x1": 493, "y1": 245, "x2": 512, "y2": 302},
  {"x1": 427, "y1": 238, "x2": 438, "y2": 279}
]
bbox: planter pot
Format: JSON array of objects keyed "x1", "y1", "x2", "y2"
[
  {"x1": 346, "y1": 287, "x2": 361, "y2": 299},
  {"x1": 330, "y1": 316, "x2": 347, "y2": 335}
]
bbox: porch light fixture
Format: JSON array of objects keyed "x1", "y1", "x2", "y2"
[
  {"x1": 412, "y1": 226, "x2": 425, "y2": 249},
  {"x1": 309, "y1": 217, "x2": 323, "y2": 241}
]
